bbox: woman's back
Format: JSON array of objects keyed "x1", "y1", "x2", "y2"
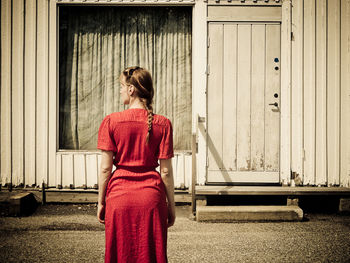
[
  {"x1": 98, "y1": 108, "x2": 173, "y2": 263},
  {"x1": 97, "y1": 66, "x2": 175, "y2": 263},
  {"x1": 98, "y1": 108, "x2": 173, "y2": 168}
]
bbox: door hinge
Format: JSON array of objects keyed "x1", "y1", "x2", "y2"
[
  {"x1": 206, "y1": 155, "x2": 209, "y2": 167},
  {"x1": 208, "y1": 36, "x2": 210, "y2": 48},
  {"x1": 302, "y1": 148, "x2": 305, "y2": 160},
  {"x1": 291, "y1": 31, "x2": 294, "y2": 41},
  {"x1": 206, "y1": 64, "x2": 210, "y2": 75}
]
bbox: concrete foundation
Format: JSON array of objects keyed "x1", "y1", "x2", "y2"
[
  {"x1": 0, "y1": 192, "x2": 38, "y2": 216},
  {"x1": 339, "y1": 198, "x2": 350, "y2": 213}
]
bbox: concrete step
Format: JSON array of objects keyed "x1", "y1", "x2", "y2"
[{"x1": 196, "y1": 205, "x2": 304, "y2": 222}]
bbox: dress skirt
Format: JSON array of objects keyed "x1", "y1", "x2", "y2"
[{"x1": 104, "y1": 166, "x2": 168, "y2": 263}]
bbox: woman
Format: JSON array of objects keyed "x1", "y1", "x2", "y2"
[{"x1": 97, "y1": 66, "x2": 176, "y2": 263}]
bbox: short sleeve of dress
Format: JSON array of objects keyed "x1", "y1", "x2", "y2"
[
  {"x1": 157, "y1": 119, "x2": 174, "y2": 159},
  {"x1": 97, "y1": 115, "x2": 117, "y2": 152}
]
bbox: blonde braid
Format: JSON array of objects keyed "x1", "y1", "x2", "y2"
[{"x1": 141, "y1": 98, "x2": 153, "y2": 144}]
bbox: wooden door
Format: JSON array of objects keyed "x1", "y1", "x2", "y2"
[{"x1": 207, "y1": 22, "x2": 281, "y2": 183}]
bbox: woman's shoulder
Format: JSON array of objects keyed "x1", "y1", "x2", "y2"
[{"x1": 153, "y1": 113, "x2": 172, "y2": 127}]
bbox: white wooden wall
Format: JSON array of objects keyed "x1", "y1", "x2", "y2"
[
  {"x1": 291, "y1": 0, "x2": 350, "y2": 187},
  {"x1": 0, "y1": 0, "x2": 194, "y2": 189},
  {"x1": 55, "y1": 152, "x2": 192, "y2": 189},
  {"x1": 1, "y1": 0, "x2": 350, "y2": 189}
]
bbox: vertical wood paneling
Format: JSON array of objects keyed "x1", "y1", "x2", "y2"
[
  {"x1": 62, "y1": 154, "x2": 73, "y2": 188},
  {"x1": 24, "y1": 0, "x2": 37, "y2": 186},
  {"x1": 97, "y1": 154, "x2": 102, "y2": 176},
  {"x1": 12, "y1": 0, "x2": 25, "y2": 186},
  {"x1": 291, "y1": 0, "x2": 304, "y2": 185},
  {"x1": 171, "y1": 156, "x2": 178, "y2": 187},
  {"x1": 327, "y1": 0, "x2": 341, "y2": 185},
  {"x1": 74, "y1": 154, "x2": 86, "y2": 188},
  {"x1": 303, "y1": 0, "x2": 316, "y2": 185},
  {"x1": 265, "y1": 24, "x2": 280, "y2": 172},
  {"x1": 315, "y1": 0, "x2": 327, "y2": 185},
  {"x1": 280, "y1": 0, "x2": 291, "y2": 182},
  {"x1": 1, "y1": 2, "x2": 349, "y2": 188},
  {"x1": 193, "y1": 0, "x2": 207, "y2": 186},
  {"x1": 176, "y1": 155, "x2": 185, "y2": 188},
  {"x1": 36, "y1": 0, "x2": 49, "y2": 186},
  {"x1": 56, "y1": 154, "x2": 62, "y2": 187},
  {"x1": 251, "y1": 24, "x2": 265, "y2": 172},
  {"x1": 223, "y1": 24, "x2": 237, "y2": 171},
  {"x1": 236, "y1": 24, "x2": 251, "y2": 171},
  {"x1": 48, "y1": 0, "x2": 57, "y2": 187},
  {"x1": 185, "y1": 154, "x2": 192, "y2": 188},
  {"x1": 86, "y1": 154, "x2": 98, "y2": 188},
  {"x1": 340, "y1": 0, "x2": 350, "y2": 187},
  {"x1": 0, "y1": 0, "x2": 12, "y2": 186},
  {"x1": 207, "y1": 23, "x2": 223, "y2": 171}
]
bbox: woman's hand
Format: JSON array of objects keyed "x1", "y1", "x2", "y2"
[
  {"x1": 97, "y1": 203, "x2": 106, "y2": 224},
  {"x1": 167, "y1": 204, "x2": 176, "y2": 228}
]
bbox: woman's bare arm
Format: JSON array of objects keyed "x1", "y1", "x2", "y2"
[
  {"x1": 97, "y1": 150, "x2": 114, "y2": 224},
  {"x1": 160, "y1": 158, "x2": 176, "y2": 227}
]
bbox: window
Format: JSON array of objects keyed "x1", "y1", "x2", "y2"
[{"x1": 59, "y1": 6, "x2": 192, "y2": 151}]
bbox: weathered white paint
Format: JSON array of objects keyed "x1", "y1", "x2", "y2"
[
  {"x1": 207, "y1": 21, "x2": 281, "y2": 183},
  {"x1": 1, "y1": 0, "x2": 350, "y2": 189},
  {"x1": 55, "y1": 152, "x2": 191, "y2": 189},
  {"x1": 25, "y1": 0, "x2": 37, "y2": 187},
  {"x1": 12, "y1": 0, "x2": 25, "y2": 186},
  {"x1": 223, "y1": 24, "x2": 237, "y2": 171},
  {"x1": 292, "y1": 0, "x2": 348, "y2": 187},
  {"x1": 291, "y1": 0, "x2": 304, "y2": 187},
  {"x1": 207, "y1": 6, "x2": 282, "y2": 21},
  {"x1": 56, "y1": 154, "x2": 62, "y2": 187},
  {"x1": 327, "y1": 0, "x2": 341, "y2": 186},
  {"x1": 36, "y1": 0, "x2": 49, "y2": 186},
  {"x1": 192, "y1": 0, "x2": 207, "y2": 186},
  {"x1": 207, "y1": 23, "x2": 223, "y2": 172},
  {"x1": 280, "y1": 0, "x2": 291, "y2": 185},
  {"x1": 86, "y1": 154, "x2": 98, "y2": 188},
  {"x1": 1, "y1": 0, "x2": 12, "y2": 186},
  {"x1": 73, "y1": 154, "x2": 86, "y2": 188},
  {"x1": 236, "y1": 24, "x2": 252, "y2": 172},
  {"x1": 56, "y1": 0, "x2": 194, "y2": 3},
  {"x1": 49, "y1": 0, "x2": 58, "y2": 187},
  {"x1": 62, "y1": 154, "x2": 74, "y2": 188},
  {"x1": 265, "y1": 24, "x2": 281, "y2": 173},
  {"x1": 303, "y1": 0, "x2": 316, "y2": 185},
  {"x1": 315, "y1": 0, "x2": 327, "y2": 185},
  {"x1": 340, "y1": 0, "x2": 350, "y2": 188}
]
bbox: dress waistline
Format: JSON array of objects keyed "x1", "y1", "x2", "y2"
[{"x1": 115, "y1": 165, "x2": 157, "y2": 173}]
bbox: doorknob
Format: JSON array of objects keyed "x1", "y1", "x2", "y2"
[{"x1": 269, "y1": 102, "x2": 278, "y2": 107}]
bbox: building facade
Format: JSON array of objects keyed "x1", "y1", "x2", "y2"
[{"x1": 1, "y1": 0, "x2": 350, "y2": 190}]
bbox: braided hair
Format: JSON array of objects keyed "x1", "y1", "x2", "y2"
[{"x1": 121, "y1": 66, "x2": 154, "y2": 145}]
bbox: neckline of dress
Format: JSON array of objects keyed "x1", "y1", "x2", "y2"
[{"x1": 127, "y1": 108, "x2": 146, "y2": 110}]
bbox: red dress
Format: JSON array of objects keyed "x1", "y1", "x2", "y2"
[{"x1": 97, "y1": 108, "x2": 174, "y2": 263}]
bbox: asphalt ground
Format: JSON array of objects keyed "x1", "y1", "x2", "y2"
[{"x1": 0, "y1": 204, "x2": 350, "y2": 263}]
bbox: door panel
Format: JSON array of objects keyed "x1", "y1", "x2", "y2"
[
  {"x1": 251, "y1": 24, "x2": 266, "y2": 172},
  {"x1": 222, "y1": 24, "x2": 238, "y2": 171},
  {"x1": 265, "y1": 24, "x2": 281, "y2": 172},
  {"x1": 207, "y1": 22, "x2": 281, "y2": 183},
  {"x1": 237, "y1": 24, "x2": 252, "y2": 172},
  {"x1": 207, "y1": 23, "x2": 223, "y2": 171}
]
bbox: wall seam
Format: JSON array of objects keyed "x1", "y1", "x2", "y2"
[
  {"x1": 10, "y1": 0, "x2": 13, "y2": 187},
  {"x1": 23, "y1": 0, "x2": 26, "y2": 186},
  {"x1": 47, "y1": 0, "x2": 50, "y2": 187}
]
